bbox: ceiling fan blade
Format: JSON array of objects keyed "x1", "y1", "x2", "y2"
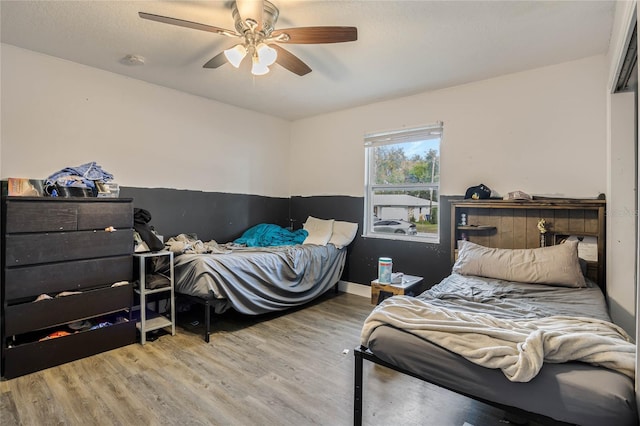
[
  {"x1": 270, "y1": 27, "x2": 357, "y2": 44},
  {"x1": 235, "y1": 0, "x2": 264, "y2": 30},
  {"x1": 272, "y1": 45, "x2": 311, "y2": 76},
  {"x1": 203, "y1": 52, "x2": 228, "y2": 69},
  {"x1": 139, "y1": 12, "x2": 238, "y2": 37}
]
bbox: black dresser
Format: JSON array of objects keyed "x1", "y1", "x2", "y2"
[{"x1": 1, "y1": 197, "x2": 136, "y2": 379}]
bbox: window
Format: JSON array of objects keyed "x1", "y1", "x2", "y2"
[{"x1": 364, "y1": 122, "x2": 442, "y2": 242}]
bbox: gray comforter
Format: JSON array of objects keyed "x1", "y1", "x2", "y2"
[
  {"x1": 411, "y1": 272, "x2": 612, "y2": 321},
  {"x1": 172, "y1": 243, "x2": 346, "y2": 315},
  {"x1": 362, "y1": 273, "x2": 638, "y2": 425},
  {"x1": 362, "y1": 273, "x2": 635, "y2": 381}
]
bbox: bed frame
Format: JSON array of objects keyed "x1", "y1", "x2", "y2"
[
  {"x1": 180, "y1": 283, "x2": 340, "y2": 343},
  {"x1": 354, "y1": 197, "x2": 608, "y2": 425},
  {"x1": 353, "y1": 346, "x2": 574, "y2": 426}
]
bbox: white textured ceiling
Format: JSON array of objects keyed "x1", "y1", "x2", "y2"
[{"x1": 1, "y1": 1, "x2": 615, "y2": 120}]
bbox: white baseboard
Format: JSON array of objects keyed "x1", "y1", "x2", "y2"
[{"x1": 338, "y1": 280, "x2": 370, "y2": 298}]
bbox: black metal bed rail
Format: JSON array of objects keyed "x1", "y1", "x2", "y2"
[{"x1": 353, "y1": 345, "x2": 573, "y2": 426}]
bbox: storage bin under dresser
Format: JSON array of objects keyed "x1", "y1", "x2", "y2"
[{"x1": 1, "y1": 197, "x2": 137, "y2": 379}]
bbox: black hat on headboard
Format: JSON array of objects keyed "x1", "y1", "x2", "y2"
[{"x1": 464, "y1": 184, "x2": 492, "y2": 200}]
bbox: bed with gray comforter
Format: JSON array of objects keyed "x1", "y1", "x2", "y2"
[
  {"x1": 174, "y1": 243, "x2": 346, "y2": 314},
  {"x1": 171, "y1": 241, "x2": 347, "y2": 341},
  {"x1": 356, "y1": 273, "x2": 637, "y2": 425}
]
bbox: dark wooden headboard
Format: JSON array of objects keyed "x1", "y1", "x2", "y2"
[{"x1": 450, "y1": 198, "x2": 606, "y2": 288}]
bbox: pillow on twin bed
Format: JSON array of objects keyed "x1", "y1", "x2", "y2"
[
  {"x1": 453, "y1": 240, "x2": 586, "y2": 288},
  {"x1": 328, "y1": 221, "x2": 358, "y2": 249},
  {"x1": 303, "y1": 216, "x2": 335, "y2": 245}
]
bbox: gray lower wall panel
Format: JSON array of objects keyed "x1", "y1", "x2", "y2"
[
  {"x1": 120, "y1": 187, "x2": 290, "y2": 243},
  {"x1": 118, "y1": 187, "x2": 456, "y2": 288}
]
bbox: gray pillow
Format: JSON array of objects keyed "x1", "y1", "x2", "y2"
[{"x1": 453, "y1": 240, "x2": 586, "y2": 288}]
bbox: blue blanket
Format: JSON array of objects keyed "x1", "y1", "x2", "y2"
[{"x1": 233, "y1": 223, "x2": 308, "y2": 247}]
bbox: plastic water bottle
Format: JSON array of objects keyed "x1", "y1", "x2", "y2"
[{"x1": 378, "y1": 257, "x2": 392, "y2": 284}]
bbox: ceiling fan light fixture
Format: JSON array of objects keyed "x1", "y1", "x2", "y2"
[
  {"x1": 251, "y1": 55, "x2": 270, "y2": 76},
  {"x1": 256, "y1": 43, "x2": 277, "y2": 66},
  {"x1": 140, "y1": 0, "x2": 357, "y2": 77},
  {"x1": 224, "y1": 44, "x2": 248, "y2": 68}
]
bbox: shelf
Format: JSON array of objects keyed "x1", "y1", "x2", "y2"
[
  {"x1": 136, "y1": 314, "x2": 172, "y2": 333},
  {"x1": 134, "y1": 286, "x2": 172, "y2": 296},
  {"x1": 133, "y1": 250, "x2": 172, "y2": 259},
  {"x1": 451, "y1": 199, "x2": 606, "y2": 209},
  {"x1": 553, "y1": 231, "x2": 600, "y2": 237},
  {"x1": 457, "y1": 225, "x2": 496, "y2": 231},
  {"x1": 134, "y1": 250, "x2": 175, "y2": 345}
]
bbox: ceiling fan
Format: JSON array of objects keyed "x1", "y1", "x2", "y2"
[{"x1": 139, "y1": 0, "x2": 358, "y2": 76}]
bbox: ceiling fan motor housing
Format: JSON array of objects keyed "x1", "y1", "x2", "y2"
[{"x1": 232, "y1": 0, "x2": 279, "y2": 36}]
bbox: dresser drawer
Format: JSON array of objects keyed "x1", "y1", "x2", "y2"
[
  {"x1": 5, "y1": 255, "x2": 132, "y2": 301},
  {"x1": 5, "y1": 199, "x2": 133, "y2": 233},
  {"x1": 5, "y1": 284, "x2": 133, "y2": 336},
  {"x1": 6, "y1": 229, "x2": 133, "y2": 266},
  {"x1": 5, "y1": 202, "x2": 78, "y2": 233},
  {"x1": 3, "y1": 321, "x2": 135, "y2": 379},
  {"x1": 76, "y1": 201, "x2": 133, "y2": 230}
]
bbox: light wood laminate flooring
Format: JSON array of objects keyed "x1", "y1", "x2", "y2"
[{"x1": 1, "y1": 291, "x2": 514, "y2": 426}]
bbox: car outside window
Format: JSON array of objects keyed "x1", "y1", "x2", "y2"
[{"x1": 364, "y1": 122, "x2": 442, "y2": 243}]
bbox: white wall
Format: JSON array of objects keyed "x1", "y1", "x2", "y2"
[
  {"x1": 1, "y1": 44, "x2": 610, "y2": 202},
  {"x1": 605, "y1": 0, "x2": 638, "y2": 410},
  {"x1": 605, "y1": 0, "x2": 637, "y2": 338},
  {"x1": 290, "y1": 55, "x2": 607, "y2": 199},
  {"x1": 608, "y1": 92, "x2": 636, "y2": 335},
  {"x1": 0, "y1": 44, "x2": 291, "y2": 198}
]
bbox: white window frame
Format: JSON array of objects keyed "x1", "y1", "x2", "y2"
[{"x1": 364, "y1": 122, "x2": 443, "y2": 243}]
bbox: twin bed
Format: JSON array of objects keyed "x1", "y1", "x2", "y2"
[
  {"x1": 163, "y1": 217, "x2": 357, "y2": 342},
  {"x1": 355, "y1": 199, "x2": 638, "y2": 426}
]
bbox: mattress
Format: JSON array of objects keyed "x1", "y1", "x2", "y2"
[
  {"x1": 363, "y1": 274, "x2": 637, "y2": 426},
  {"x1": 172, "y1": 243, "x2": 346, "y2": 315}
]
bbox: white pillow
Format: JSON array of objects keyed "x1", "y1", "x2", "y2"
[
  {"x1": 303, "y1": 216, "x2": 334, "y2": 246},
  {"x1": 453, "y1": 240, "x2": 586, "y2": 288},
  {"x1": 328, "y1": 221, "x2": 358, "y2": 249}
]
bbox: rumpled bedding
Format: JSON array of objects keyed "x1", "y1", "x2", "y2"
[
  {"x1": 166, "y1": 233, "x2": 232, "y2": 254},
  {"x1": 171, "y1": 242, "x2": 346, "y2": 315},
  {"x1": 233, "y1": 223, "x2": 308, "y2": 247},
  {"x1": 361, "y1": 273, "x2": 635, "y2": 382}
]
